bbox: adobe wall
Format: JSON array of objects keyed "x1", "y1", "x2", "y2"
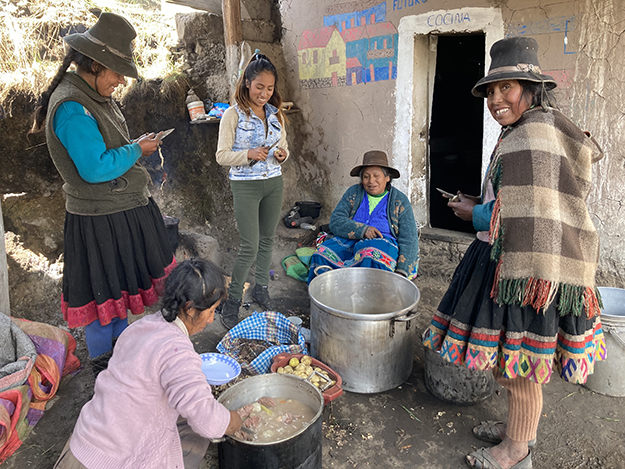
[{"x1": 279, "y1": 0, "x2": 625, "y2": 286}]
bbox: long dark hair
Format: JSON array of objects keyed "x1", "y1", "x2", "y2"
[
  {"x1": 232, "y1": 53, "x2": 285, "y2": 125},
  {"x1": 519, "y1": 80, "x2": 558, "y2": 110},
  {"x1": 161, "y1": 258, "x2": 228, "y2": 323},
  {"x1": 31, "y1": 47, "x2": 102, "y2": 133}
]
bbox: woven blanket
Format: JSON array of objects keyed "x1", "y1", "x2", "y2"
[
  {"x1": 0, "y1": 314, "x2": 37, "y2": 393},
  {"x1": 488, "y1": 108, "x2": 603, "y2": 317},
  {"x1": 0, "y1": 317, "x2": 80, "y2": 464}
]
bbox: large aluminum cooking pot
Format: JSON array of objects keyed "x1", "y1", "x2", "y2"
[
  {"x1": 217, "y1": 374, "x2": 324, "y2": 469},
  {"x1": 309, "y1": 268, "x2": 420, "y2": 393}
]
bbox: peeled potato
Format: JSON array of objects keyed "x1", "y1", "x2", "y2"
[
  {"x1": 277, "y1": 367, "x2": 285, "y2": 374},
  {"x1": 289, "y1": 357, "x2": 300, "y2": 368},
  {"x1": 301, "y1": 355, "x2": 312, "y2": 366}
]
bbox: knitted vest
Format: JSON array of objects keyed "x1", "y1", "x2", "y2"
[{"x1": 45, "y1": 73, "x2": 150, "y2": 215}]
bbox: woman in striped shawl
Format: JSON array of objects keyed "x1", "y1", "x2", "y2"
[{"x1": 423, "y1": 37, "x2": 605, "y2": 469}]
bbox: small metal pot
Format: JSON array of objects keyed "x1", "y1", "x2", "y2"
[
  {"x1": 309, "y1": 268, "x2": 420, "y2": 393},
  {"x1": 216, "y1": 374, "x2": 324, "y2": 469}
]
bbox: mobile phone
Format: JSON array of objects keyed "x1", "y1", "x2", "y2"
[
  {"x1": 436, "y1": 188, "x2": 455, "y2": 198},
  {"x1": 436, "y1": 188, "x2": 459, "y2": 202},
  {"x1": 156, "y1": 128, "x2": 175, "y2": 141},
  {"x1": 249, "y1": 140, "x2": 279, "y2": 166}
]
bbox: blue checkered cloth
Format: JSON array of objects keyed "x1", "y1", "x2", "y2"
[{"x1": 217, "y1": 311, "x2": 307, "y2": 375}]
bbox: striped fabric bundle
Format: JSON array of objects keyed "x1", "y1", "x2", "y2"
[
  {"x1": 0, "y1": 317, "x2": 80, "y2": 463},
  {"x1": 488, "y1": 107, "x2": 604, "y2": 317}
]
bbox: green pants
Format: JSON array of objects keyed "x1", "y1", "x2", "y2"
[{"x1": 229, "y1": 176, "x2": 284, "y2": 300}]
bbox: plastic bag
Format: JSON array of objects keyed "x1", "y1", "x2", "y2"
[
  {"x1": 208, "y1": 102, "x2": 229, "y2": 118},
  {"x1": 217, "y1": 311, "x2": 307, "y2": 375}
]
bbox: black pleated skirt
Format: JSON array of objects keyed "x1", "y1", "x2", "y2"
[
  {"x1": 423, "y1": 238, "x2": 606, "y2": 384},
  {"x1": 61, "y1": 199, "x2": 175, "y2": 328}
]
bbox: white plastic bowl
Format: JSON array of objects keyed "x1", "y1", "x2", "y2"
[{"x1": 199, "y1": 353, "x2": 241, "y2": 386}]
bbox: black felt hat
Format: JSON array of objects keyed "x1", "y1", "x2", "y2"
[
  {"x1": 63, "y1": 12, "x2": 138, "y2": 78},
  {"x1": 350, "y1": 150, "x2": 400, "y2": 179},
  {"x1": 472, "y1": 37, "x2": 556, "y2": 98}
]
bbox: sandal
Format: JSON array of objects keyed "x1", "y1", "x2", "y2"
[
  {"x1": 472, "y1": 421, "x2": 536, "y2": 448},
  {"x1": 466, "y1": 447, "x2": 532, "y2": 469}
]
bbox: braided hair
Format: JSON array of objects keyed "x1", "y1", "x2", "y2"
[
  {"x1": 519, "y1": 80, "x2": 558, "y2": 111},
  {"x1": 232, "y1": 52, "x2": 285, "y2": 125},
  {"x1": 160, "y1": 258, "x2": 228, "y2": 323},
  {"x1": 31, "y1": 48, "x2": 101, "y2": 133}
]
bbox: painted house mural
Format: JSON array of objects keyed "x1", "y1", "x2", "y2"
[
  {"x1": 298, "y1": 26, "x2": 347, "y2": 90},
  {"x1": 298, "y1": 1, "x2": 398, "y2": 89},
  {"x1": 323, "y1": 0, "x2": 386, "y2": 31}
]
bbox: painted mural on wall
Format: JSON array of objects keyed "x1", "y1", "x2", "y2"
[
  {"x1": 297, "y1": 0, "x2": 403, "y2": 89},
  {"x1": 506, "y1": 15, "x2": 577, "y2": 94}
]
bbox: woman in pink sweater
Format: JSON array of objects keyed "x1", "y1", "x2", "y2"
[{"x1": 54, "y1": 259, "x2": 242, "y2": 469}]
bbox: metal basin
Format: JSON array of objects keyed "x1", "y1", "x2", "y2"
[
  {"x1": 217, "y1": 374, "x2": 324, "y2": 468},
  {"x1": 308, "y1": 268, "x2": 420, "y2": 393}
]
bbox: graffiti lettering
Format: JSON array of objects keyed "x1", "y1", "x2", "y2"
[
  {"x1": 427, "y1": 12, "x2": 471, "y2": 27},
  {"x1": 393, "y1": 0, "x2": 426, "y2": 11}
]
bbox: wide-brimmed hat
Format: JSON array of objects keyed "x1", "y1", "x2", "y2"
[
  {"x1": 63, "y1": 12, "x2": 138, "y2": 78},
  {"x1": 350, "y1": 150, "x2": 400, "y2": 179},
  {"x1": 472, "y1": 37, "x2": 556, "y2": 98}
]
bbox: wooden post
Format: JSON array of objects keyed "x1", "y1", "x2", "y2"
[
  {"x1": 0, "y1": 199, "x2": 10, "y2": 315},
  {"x1": 222, "y1": 0, "x2": 242, "y2": 96}
]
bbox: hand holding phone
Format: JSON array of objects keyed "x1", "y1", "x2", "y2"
[
  {"x1": 437, "y1": 187, "x2": 459, "y2": 202},
  {"x1": 155, "y1": 128, "x2": 175, "y2": 142}
]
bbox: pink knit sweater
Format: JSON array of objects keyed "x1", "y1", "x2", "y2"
[{"x1": 69, "y1": 312, "x2": 230, "y2": 469}]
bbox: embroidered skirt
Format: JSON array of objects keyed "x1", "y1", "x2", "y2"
[
  {"x1": 61, "y1": 199, "x2": 176, "y2": 328},
  {"x1": 422, "y1": 238, "x2": 606, "y2": 384},
  {"x1": 307, "y1": 235, "x2": 398, "y2": 283}
]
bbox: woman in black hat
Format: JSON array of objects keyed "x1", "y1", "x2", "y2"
[
  {"x1": 31, "y1": 12, "x2": 175, "y2": 375},
  {"x1": 423, "y1": 37, "x2": 605, "y2": 469},
  {"x1": 306, "y1": 150, "x2": 419, "y2": 283}
]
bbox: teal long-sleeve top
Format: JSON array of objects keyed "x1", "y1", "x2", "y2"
[
  {"x1": 472, "y1": 200, "x2": 494, "y2": 232},
  {"x1": 53, "y1": 101, "x2": 142, "y2": 184}
]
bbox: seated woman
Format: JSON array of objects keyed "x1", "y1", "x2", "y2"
[
  {"x1": 307, "y1": 150, "x2": 419, "y2": 283},
  {"x1": 53, "y1": 258, "x2": 242, "y2": 469}
]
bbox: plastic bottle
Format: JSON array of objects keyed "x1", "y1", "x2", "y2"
[
  {"x1": 300, "y1": 223, "x2": 316, "y2": 231},
  {"x1": 186, "y1": 89, "x2": 205, "y2": 121}
]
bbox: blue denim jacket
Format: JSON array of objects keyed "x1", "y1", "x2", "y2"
[{"x1": 229, "y1": 104, "x2": 283, "y2": 180}]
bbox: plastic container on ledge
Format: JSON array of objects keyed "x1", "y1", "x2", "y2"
[{"x1": 186, "y1": 89, "x2": 205, "y2": 121}]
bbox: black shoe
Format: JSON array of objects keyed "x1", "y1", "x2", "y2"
[
  {"x1": 91, "y1": 350, "x2": 113, "y2": 378},
  {"x1": 220, "y1": 295, "x2": 241, "y2": 330},
  {"x1": 252, "y1": 284, "x2": 275, "y2": 311}
]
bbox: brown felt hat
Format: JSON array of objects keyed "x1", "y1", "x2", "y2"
[
  {"x1": 472, "y1": 37, "x2": 556, "y2": 98},
  {"x1": 63, "y1": 12, "x2": 138, "y2": 78},
  {"x1": 350, "y1": 150, "x2": 400, "y2": 179}
]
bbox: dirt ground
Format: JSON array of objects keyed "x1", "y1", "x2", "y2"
[{"x1": 3, "y1": 227, "x2": 624, "y2": 469}]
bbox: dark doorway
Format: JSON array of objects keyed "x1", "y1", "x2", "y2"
[{"x1": 429, "y1": 34, "x2": 485, "y2": 233}]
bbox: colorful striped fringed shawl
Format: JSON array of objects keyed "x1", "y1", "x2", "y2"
[
  {"x1": 0, "y1": 318, "x2": 81, "y2": 464},
  {"x1": 488, "y1": 107, "x2": 604, "y2": 318}
]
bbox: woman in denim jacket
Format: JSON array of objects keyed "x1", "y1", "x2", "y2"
[
  {"x1": 216, "y1": 53, "x2": 289, "y2": 329},
  {"x1": 307, "y1": 151, "x2": 419, "y2": 283}
]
